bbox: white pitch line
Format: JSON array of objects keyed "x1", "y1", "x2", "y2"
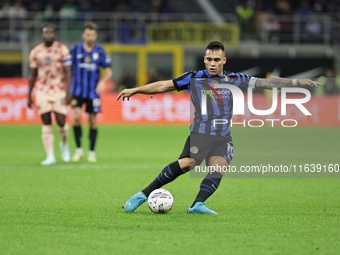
[{"x1": 0, "y1": 164, "x2": 163, "y2": 170}]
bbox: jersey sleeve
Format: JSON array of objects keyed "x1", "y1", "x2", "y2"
[
  {"x1": 61, "y1": 45, "x2": 72, "y2": 66},
  {"x1": 100, "y1": 49, "x2": 111, "y2": 68},
  {"x1": 229, "y1": 73, "x2": 258, "y2": 89},
  {"x1": 172, "y1": 71, "x2": 193, "y2": 91},
  {"x1": 29, "y1": 49, "x2": 38, "y2": 69}
]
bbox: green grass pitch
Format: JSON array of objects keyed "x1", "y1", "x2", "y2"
[{"x1": 0, "y1": 125, "x2": 339, "y2": 255}]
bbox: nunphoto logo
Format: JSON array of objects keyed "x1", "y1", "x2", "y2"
[{"x1": 192, "y1": 77, "x2": 312, "y2": 128}]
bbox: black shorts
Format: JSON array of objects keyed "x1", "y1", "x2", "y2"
[
  {"x1": 179, "y1": 133, "x2": 234, "y2": 165},
  {"x1": 71, "y1": 96, "x2": 101, "y2": 114}
]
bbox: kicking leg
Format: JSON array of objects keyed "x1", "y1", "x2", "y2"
[
  {"x1": 124, "y1": 158, "x2": 195, "y2": 213},
  {"x1": 188, "y1": 156, "x2": 228, "y2": 215}
]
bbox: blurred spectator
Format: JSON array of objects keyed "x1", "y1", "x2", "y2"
[
  {"x1": 235, "y1": 0, "x2": 255, "y2": 39},
  {"x1": 119, "y1": 15, "x2": 146, "y2": 44},
  {"x1": 297, "y1": 0, "x2": 312, "y2": 16},
  {"x1": 44, "y1": 0, "x2": 62, "y2": 22},
  {"x1": 315, "y1": 69, "x2": 340, "y2": 96},
  {"x1": 79, "y1": 1, "x2": 94, "y2": 13},
  {"x1": 115, "y1": 66, "x2": 137, "y2": 91},
  {"x1": 9, "y1": 1, "x2": 27, "y2": 19},
  {"x1": 60, "y1": 0, "x2": 78, "y2": 20},
  {"x1": 274, "y1": 0, "x2": 292, "y2": 15},
  {"x1": 312, "y1": 0, "x2": 328, "y2": 13},
  {"x1": 0, "y1": 2, "x2": 10, "y2": 41},
  {"x1": 148, "y1": 68, "x2": 164, "y2": 83}
]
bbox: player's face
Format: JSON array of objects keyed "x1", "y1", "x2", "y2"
[
  {"x1": 204, "y1": 49, "x2": 227, "y2": 76},
  {"x1": 42, "y1": 27, "x2": 56, "y2": 44},
  {"x1": 82, "y1": 29, "x2": 97, "y2": 46}
]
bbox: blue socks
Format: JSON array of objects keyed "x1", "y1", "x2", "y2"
[
  {"x1": 191, "y1": 171, "x2": 223, "y2": 207},
  {"x1": 142, "y1": 161, "x2": 184, "y2": 197}
]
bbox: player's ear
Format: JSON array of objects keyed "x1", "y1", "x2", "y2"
[{"x1": 223, "y1": 57, "x2": 227, "y2": 64}]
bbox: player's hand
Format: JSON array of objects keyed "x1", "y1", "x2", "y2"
[
  {"x1": 96, "y1": 80, "x2": 106, "y2": 95},
  {"x1": 65, "y1": 92, "x2": 72, "y2": 104},
  {"x1": 27, "y1": 95, "x2": 34, "y2": 108},
  {"x1": 116, "y1": 88, "x2": 136, "y2": 101},
  {"x1": 297, "y1": 79, "x2": 322, "y2": 87}
]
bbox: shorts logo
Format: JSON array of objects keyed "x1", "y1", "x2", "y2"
[
  {"x1": 71, "y1": 99, "x2": 77, "y2": 106},
  {"x1": 190, "y1": 146, "x2": 199, "y2": 154}
]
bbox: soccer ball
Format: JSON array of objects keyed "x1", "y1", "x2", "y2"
[{"x1": 148, "y1": 189, "x2": 174, "y2": 214}]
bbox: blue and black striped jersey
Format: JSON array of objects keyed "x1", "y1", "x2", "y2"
[
  {"x1": 173, "y1": 69, "x2": 256, "y2": 137},
  {"x1": 70, "y1": 43, "x2": 111, "y2": 100}
]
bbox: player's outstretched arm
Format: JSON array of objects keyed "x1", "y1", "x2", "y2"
[
  {"x1": 27, "y1": 68, "x2": 38, "y2": 108},
  {"x1": 116, "y1": 79, "x2": 176, "y2": 101},
  {"x1": 255, "y1": 77, "x2": 322, "y2": 89}
]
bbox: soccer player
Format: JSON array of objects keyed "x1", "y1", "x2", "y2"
[
  {"x1": 117, "y1": 41, "x2": 321, "y2": 214},
  {"x1": 27, "y1": 23, "x2": 72, "y2": 165},
  {"x1": 70, "y1": 22, "x2": 112, "y2": 163}
]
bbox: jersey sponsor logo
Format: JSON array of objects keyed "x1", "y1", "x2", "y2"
[
  {"x1": 197, "y1": 81, "x2": 223, "y2": 107},
  {"x1": 79, "y1": 63, "x2": 96, "y2": 70},
  {"x1": 76, "y1": 54, "x2": 83, "y2": 59},
  {"x1": 44, "y1": 57, "x2": 51, "y2": 66}
]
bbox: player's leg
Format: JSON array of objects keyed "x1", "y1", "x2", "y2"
[
  {"x1": 86, "y1": 98, "x2": 101, "y2": 162},
  {"x1": 124, "y1": 157, "x2": 196, "y2": 213},
  {"x1": 71, "y1": 105, "x2": 83, "y2": 162},
  {"x1": 40, "y1": 112, "x2": 56, "y2": 165},
  {"x1": 187, "y1": 155, "x2": 228, "y2": 215},
  {"x1": 55, "y1": 112, "x2": 70, "y2": 163},
  {"x1": 87, "y1": 113, "x2": 97, "y2": 162},
  {"x1": 124, "y1": 136, "x2": 195, "y2": 213}
]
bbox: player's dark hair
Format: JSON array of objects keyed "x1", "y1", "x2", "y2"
[
  {"x1": 206, "y1": 41, "x2": 225, "y2": 52},
  {"x1": 84, "y1": 22, "x2": 98, "y2": 31},
  {"x1": 42, "y1": 23, "x2": 57, "y2": 32}
]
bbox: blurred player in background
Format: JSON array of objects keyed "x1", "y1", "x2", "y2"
[
  {"x1": 27, "y1": 23, "x2": 72, "y2": 165},
  {"x1": 117, "y1": 41, "x2": 321, "y2": 214},
  {"x1": 70, "y1": 22, "x2": 112, "y2": 163}
]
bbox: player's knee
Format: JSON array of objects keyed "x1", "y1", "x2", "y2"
[
  {"x1": 89, "y1": 123, "x2": 97, "y2": 129},
  {"x1": 57, "y1": 119, "x2": 65, "y2": 127},
  {"x1": 178, "y1": 158, "x2": 196, "y2": 173},
  {"x1": 73, "y1": 118, "x2": 81, "y2": 126}
]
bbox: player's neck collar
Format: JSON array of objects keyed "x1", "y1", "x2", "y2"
[
  {"x1": 204, "y1": 69, "x2": 226, "y2": 78},
  {"x1": 83, "y1": 43, "x2": 96, "y2": 52}
]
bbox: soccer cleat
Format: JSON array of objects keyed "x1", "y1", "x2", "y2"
[
  {"x1": 87, "y1": 151, "x2": 97, "y2": 163},
  {"x1": 124, "y1": 192, "x2": 147, "y2": 213},
  {"x1": 71, "y1": 148, "x2": 83, "y2": 162},
  {"x1": 59, "y1": 142, "x2": 71, "y2": 163},
  {"x1": 40, "y1": 155, "x2": 57, "y2": 166},
  {"x1": 187, "y1": 202, "x2": 218, "y2": 215}
]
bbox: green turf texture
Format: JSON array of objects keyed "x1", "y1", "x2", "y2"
[{"x1": 0, "y1": 125, "x2": 339, "y2": 255}]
